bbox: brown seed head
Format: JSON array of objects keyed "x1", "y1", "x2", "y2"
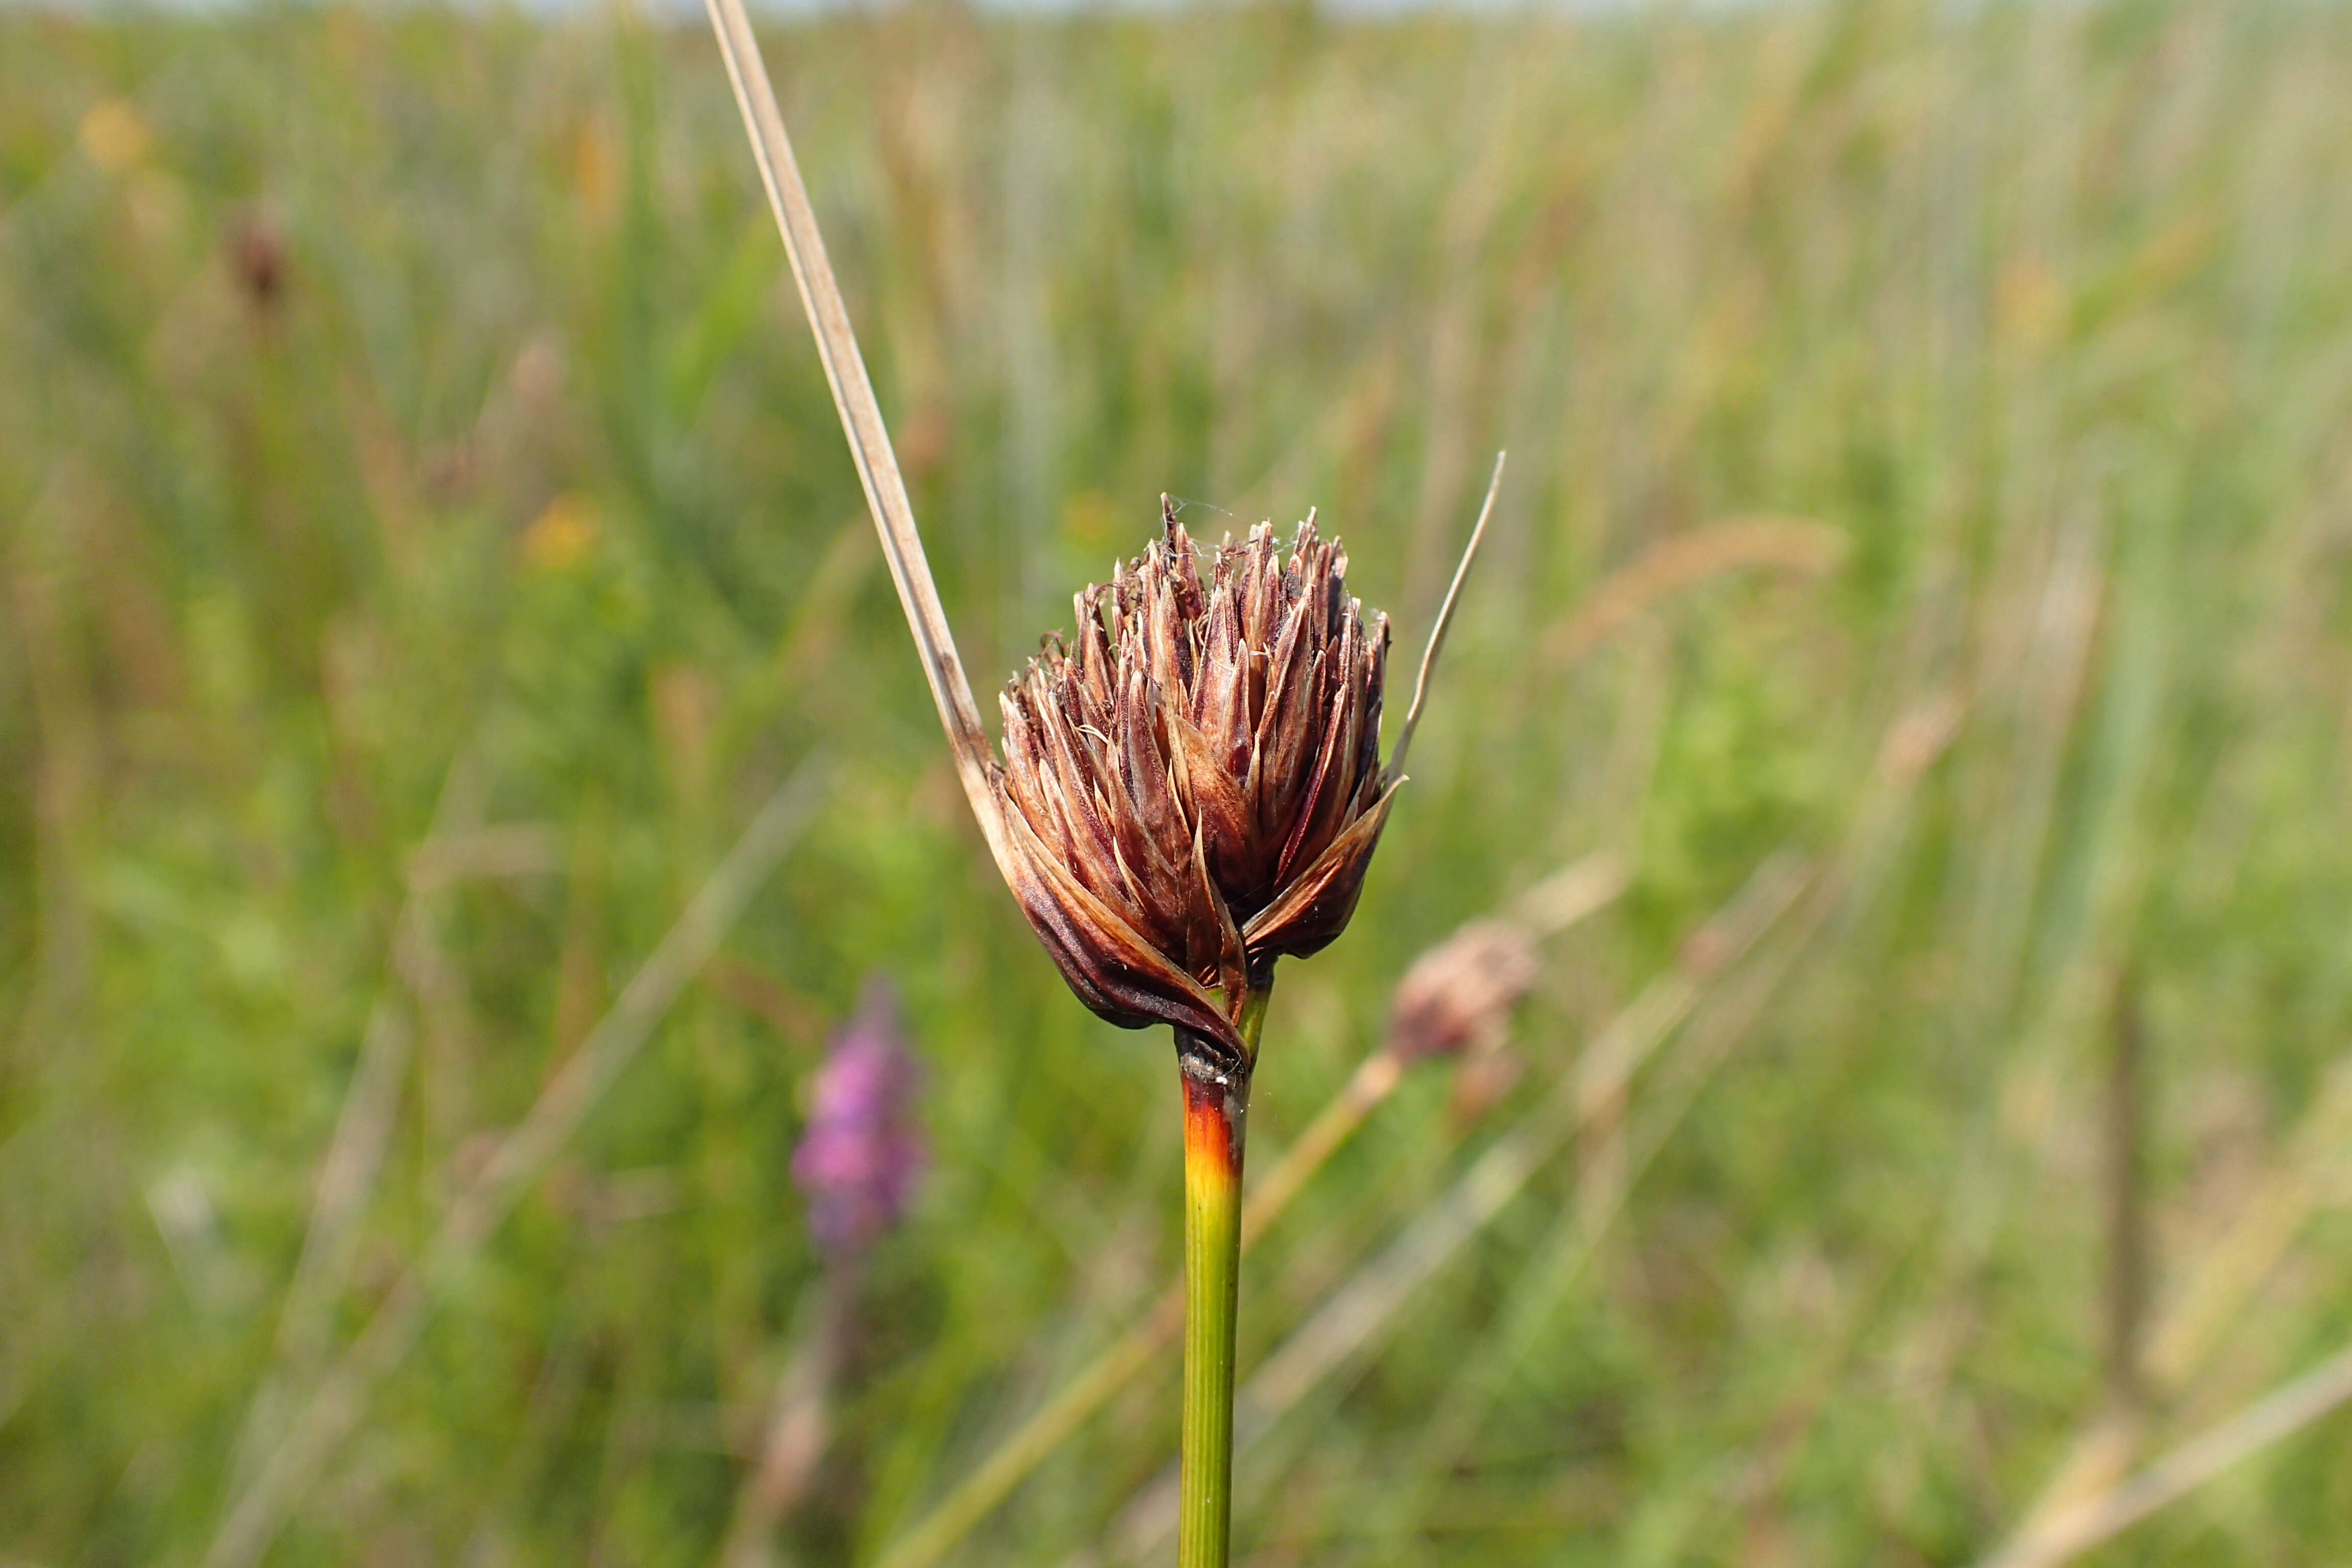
[
  {"x1": 995, "y1": 501, "x2": 1396, "y2": 1062},
  {"x1": 1386, "y1": 918, "x2": 1539, "y2": 1065},
  {"x1": 228, "y1": 208, "x2": 288, "y2": 313}
]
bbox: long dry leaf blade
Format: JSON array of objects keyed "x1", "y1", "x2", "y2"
[{"x1": 701, "y1": 0, "x2": 1017, "y2": 877}]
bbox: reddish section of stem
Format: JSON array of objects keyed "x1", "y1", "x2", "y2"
[
  {"x1": 1179, "y1": 1054, "x2": 1248, "y2": 1568},
  {"x1": 1183, "y1": 1071, "x2": 1245, "y2": 1182}
]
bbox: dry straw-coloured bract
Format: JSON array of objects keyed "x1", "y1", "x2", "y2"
[{"x1": 996, "y1": 503, "x2": 1395, "y2": 1068}]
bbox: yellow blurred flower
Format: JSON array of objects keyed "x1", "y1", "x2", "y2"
[
  {"x1": 80, "y1": 99, "x2": 154, "y2": 174},
  {"x1": 572, "y1": 117, "x2": 618, "y2": 232},
  {"x1": 521, "y1": 493, "x2": 599, "y2": 571}
]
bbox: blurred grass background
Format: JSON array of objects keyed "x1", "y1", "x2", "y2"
[{"x1": 8, "y1": 0, "x2": 2352, "y2": 1562}]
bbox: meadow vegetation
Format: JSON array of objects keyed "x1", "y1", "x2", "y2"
[{"x1": 6, "y1": 0, "x2": 2352, "y2": 1562}]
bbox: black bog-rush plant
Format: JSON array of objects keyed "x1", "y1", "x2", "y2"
[
  {"x1": 699, "y1": 7, "x2": 1496, "y2": 1561},
  {"x1": 995, "y1": 508, "x2": 1398, "y2": 1561}
]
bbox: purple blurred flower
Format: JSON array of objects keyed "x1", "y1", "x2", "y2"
[{"x1": 793, "y1": 978, "x2": 925, "y2": 1260}]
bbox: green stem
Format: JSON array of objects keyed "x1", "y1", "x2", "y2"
[{"x1": 1177, "y1": 986, "x2": 1269, "y2": 1568}]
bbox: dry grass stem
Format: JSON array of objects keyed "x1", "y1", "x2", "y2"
[
  {"x1": 700, "y1": 0, "x2": 1010, "y2": 870},
  {"x1": 204, "y1": 764, "x2": 828, "y2": 1568},
  {"x1": 2144, "y1": 1060, "x2": 2352, "y2": 1390},
  {"x1": 1540, "y1": 516, "x2": 1849, "y2": 670},
  {"x1": 1989, "y1": 1053, "x2": 2352, "y2": 1555},
  {"x1": 719, "y1": 1268, "x2": 859, "y2": 1568},
  {"x1": 2103, "y1": 964, "x2": 2149, "y2": 1413},
  {"x1": 223, "y1": 748, "x2": 489, "y2": 1493},
  {"x1": 1509, "y1": 852, "x2": 1632, "y2": 936},
  {"x1": 1977, "y1": 1335, "x2": 2352, "y2": 1568},
  {"x1": 401, "y1": 822, "x2": 568, "y2": 890}
]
